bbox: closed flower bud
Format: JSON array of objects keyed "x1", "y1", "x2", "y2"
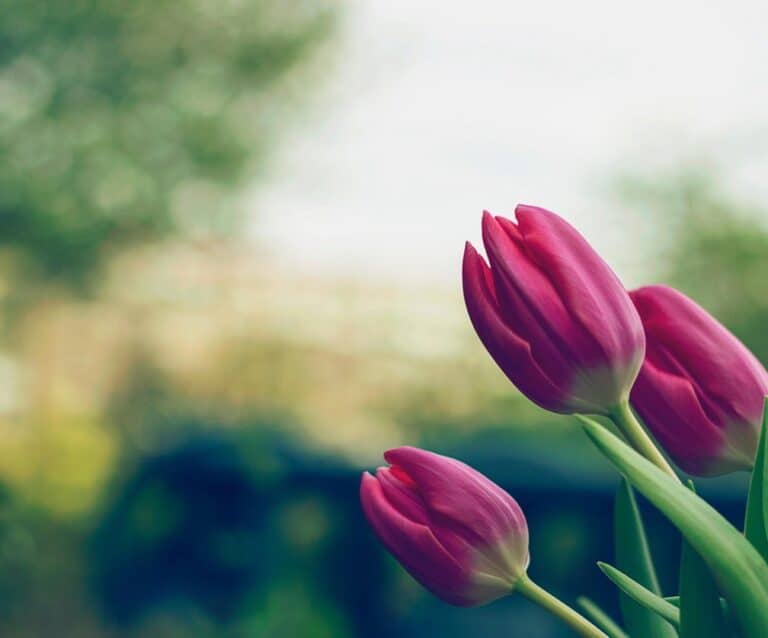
[
  {"x1": 463, "y1": 205, "x2": 645, "y2": 414},
  {"x1": 360, "y1": 446, "x2": 529, "y2": 607},
  {"x1": 630, "y1": 285, "x2": 768, "y2": 476}
]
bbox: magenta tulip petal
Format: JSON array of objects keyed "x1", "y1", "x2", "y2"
[
  {"x1": 360, "y1": 447, "x2": 530, "y2": 607},
  {"x1": 375, "y1": 466, "x2": 429, "y2": 525},
  {"x1": 360, "y1": 473, "x2": 473, "y2": 605},
  {"x1": 631, "y1": 360, "x2": 724, "y2": 476},
  {"x1": 630, "y1": 285, "x2": 768, "y2": 476},
  {"x1": 383, "y1": 447, "x2": 527, "y2": 546},
  {"x1": 481, "y1": 213, "x2": 578, "y2": 388},
  {"x1": 515, "y1": 205, "x2": 644, "y2": 368},
  {"x1": 462, "y1": 242, "x2": 570, "y2": 412}
]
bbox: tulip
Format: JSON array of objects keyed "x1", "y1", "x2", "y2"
[
  {"x1": 629, "y1": 285, "x2": 768, "y2": 476},
  {"x1": 360, "y1": 446, "x2": 529, "y2": 606},
  {"x1": 360, "y1": 447, "x2": 609, "y2": 637},
  {"x1": 462, "y1": 205, "x2": 645, "y2": 416}
]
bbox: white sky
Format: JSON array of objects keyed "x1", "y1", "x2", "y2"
[{"x1": 252, "y1": 0, "x2": 768, "y2": 287}]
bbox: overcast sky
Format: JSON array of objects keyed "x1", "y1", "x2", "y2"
[{"x1": 253, "y1": 0, "x2": 768, "y2": 287}]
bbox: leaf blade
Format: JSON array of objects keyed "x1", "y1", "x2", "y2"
[
  {"x1": 613, "y1": 479, "x2": 677, "y2": 637},
  {"x1": 598, "y1": 562, "x2": 680, "y2": 628},
  {"x1": 679, "y1": 482, "x2": 728, "y2": 638},
  {"x1": 679, "y1": 536, "x2": 728, "y2": 638},
  {"x1": 744, "y1": 398, "x2": 768, "y2": 561}
]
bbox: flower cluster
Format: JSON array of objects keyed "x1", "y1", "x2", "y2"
[{"x1": 360, "y1": 205, "x2": 768, "y2": 638}]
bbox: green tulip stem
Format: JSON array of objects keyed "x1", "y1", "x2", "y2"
[
  {"x1": 517, "y1": 575, "x2": 609, "y2": 638},
  {"x1": 608, "y1": 401, "x2": 680, "y2": 483}
]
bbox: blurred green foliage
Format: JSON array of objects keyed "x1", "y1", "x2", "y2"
[{"x1": 0, "y1": 0, "x2": 335, "y2": 290}]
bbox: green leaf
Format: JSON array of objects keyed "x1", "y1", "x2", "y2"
[
  {"x1": 668, "y1": 595, "x2": 736, "y2": 634},
  {"x1": 613, "y1": 479, "x2": 677, "y2": 637},
  {"x1": 579, "y1": 416, "x2": 768, "y2": 638},
  {"x1": 598, "y1": 562, "x2": 680, "y2": 628},
  {"x1": 679, "y1": 481, "x2": 728, "y2": 638},
  {"x1": 744, "y1": 398, "x2": 768, "y2": 561},
  {"x1": 576, "y1": 597, "x2": 629, "y2": 638},
  {"x1": 679, "y1": 536, "x2": 728, "y2": 637},
  {"x1": 666, "y1": 595, "x2": 729, "y2": 612}
]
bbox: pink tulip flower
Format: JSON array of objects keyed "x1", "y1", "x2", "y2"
[
  {"x1": 360, "y1": 446, "x2": 529, "y2": 607},
  {"x1": 629, "y1": 285, "x2": 768, "y2": 476},
  {"x1": 463, "y1": 205, "x2": 645, "y2": 414}
]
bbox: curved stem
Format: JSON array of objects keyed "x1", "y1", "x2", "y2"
[
  {"x1": 517, "y1": 575, "x2": 609, "y2": 638},
  {"x1": 608, "y1": 401, "x2": 680, "y2": 483}
]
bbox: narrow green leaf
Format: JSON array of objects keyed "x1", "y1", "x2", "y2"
[
  {"x1": 667, "y1": 595, "x2": 736, "y2": 635},
  {"x1": 679, "y1": 536, "x2": 728, "y2": 637},
  {"x1": 679, "y1": 481, "x2": 728, "y2": 638},
  {"x1": 598, "y1": 562, "x2": 680, "y2": 628},
  {"x1": 579, "y1": 416, "x2": 768, "y2": 638},
  {"x1": 744, "y1": 397, "x2": 768, "y2": 561},
  {"x1": 576, "y1": 597, "x2": 629, "y2": 638},
  {"x1": 613, "y1": 479, "x2": 677, "y2": 637}
]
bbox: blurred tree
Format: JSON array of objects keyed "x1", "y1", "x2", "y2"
[
  {"x1": 0, "y1": 0, "x2": 336, "y2": 291},
  {"x1": 615, "y1": 168, "x2": 768, "y2": 363}
]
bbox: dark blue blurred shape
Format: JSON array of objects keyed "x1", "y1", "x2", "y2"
[
  {"x1": 89, "y1": 425, "x2": 392, "y2": 636},
  {"x1": 90, "y1": 434, "x2": 267, "y2": 624}
]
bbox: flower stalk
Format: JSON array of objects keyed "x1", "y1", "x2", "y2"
[
  {"x1": 607, "y1": 401, "x2": 680, "y2": 483},
  {"x1": 516, "y1": 575, "x2": 608, "y2": 638}
]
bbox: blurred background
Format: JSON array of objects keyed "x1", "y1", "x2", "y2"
[{"x1": 1, "y1": 1, "x2": 767, "y2": 636}]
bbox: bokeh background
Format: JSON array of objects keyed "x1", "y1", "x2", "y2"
[{"x1": 1, "y1": 1, "x2": 767, "y2": 636}]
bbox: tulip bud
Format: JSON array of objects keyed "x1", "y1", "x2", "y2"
[
  {"x1": 463, "y1": 205, "x2": 645, "y2": 414},
  {"x1": 360, "y1": 446, "x2": 529, "y2": 607},
  {"x1": 630, "y1": 285, "x2": 768, "y2": 476}
]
